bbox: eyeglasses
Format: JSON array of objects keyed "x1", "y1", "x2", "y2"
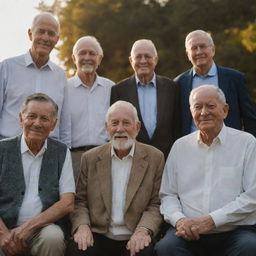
[{"x1": 189, "y1": 44, "x2": 212, "y2": 52}]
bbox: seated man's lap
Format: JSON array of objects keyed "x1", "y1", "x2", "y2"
[
  {"x1": 66, "y1": 232, "x2": 154, "y2": 256},
  {"x1": 155, "y1": 226, "x2": 256, "y2": 256}
]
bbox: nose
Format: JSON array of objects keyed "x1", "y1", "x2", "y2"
[
  {"x1": 200, "y1": 105, "x2": 209, "y2": 115},
  {"x1": 41, "y1": 31, "x2": 50, "y2": 41},
  {"x1": 116, "y1": 123, "x2": 125, "y2": 132},
  {"x1": 33, "y1": 117, "x2": 43, "y2": 127}
]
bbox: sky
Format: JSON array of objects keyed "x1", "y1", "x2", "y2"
[{"x1": 0, "y1": 0, "x2": 59, "y2": 63}]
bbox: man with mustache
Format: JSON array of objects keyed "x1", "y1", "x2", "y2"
[
  {"x1": 175, "y1": 29, "x2": 256, "y2": 136},
  {"x1": 111, "y1": 39, "x2": 180, "y2": 159},
  {"x1": 0, "y1": 93, "x2": 75, "y2": 256},
  {"x1": 155, "y1": 85, "x2": 256, "y2": 256},
  {"x1": 0, "y1": 12, "x2": 71, "y2": 146},
  {"x1": 68, "y1": 36, "x2": 115, "y2": 178},
  {"x1": 66, "y1": 100, "x2": 165, "y2": 256}
]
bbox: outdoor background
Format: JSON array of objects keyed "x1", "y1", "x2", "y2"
[{"x1": 2, "y1": 0, "x2": 256, "y2": 100}]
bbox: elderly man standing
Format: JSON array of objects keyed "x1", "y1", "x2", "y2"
[
  {"x1": 0, "y1": 93, "x2": 75, "y2": 256},
  {"x1": 0, "y1": 12, "x2": 71, "y2": 146},
  {"x1": 68, "y1": 36, "x2": 114, "y2": 178},
  {"x1": 111, "y1": 39, "x2": 180, "y2": 159},
  {"x1": 66, "y1": 100, "x2": 164, "y2": 256},
  {"x1": 155, "y1": 85, "x2": 256, "y2": 256},
  {"x1": 175, "y1": 29, "x2": 256, "y2": 136}
]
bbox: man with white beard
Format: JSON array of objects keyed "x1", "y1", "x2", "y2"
[
  {"x1": 66, "y1": 100, "x2": 165, "y2": 256},
  {"x1": 68, "y1": 36, "x2": 115, "y2": 178}
]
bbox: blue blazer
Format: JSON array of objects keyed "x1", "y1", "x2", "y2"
[{"x1": 175, "y1": 65, "x2": 256, "y2": 136}]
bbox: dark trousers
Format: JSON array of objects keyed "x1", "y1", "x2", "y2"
[
  {"x1": 66, "y1": 232, "x2": 154, "y2": 256},
  {"x1": 155, "y1": 226, "x2": 256, "y2": 256}
]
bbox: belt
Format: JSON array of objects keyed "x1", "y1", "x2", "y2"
[{"x1": 70, "y1": 145, "x2": 97, "y2": 152}]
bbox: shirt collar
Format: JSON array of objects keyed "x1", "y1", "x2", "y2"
[
  {"x1": 25, "y1": 51, "x2": 53, "y2": 70},
  {"x1": 74, "y1": 73, "x2": 103, "y2": 90},
  {"x1": 135, "y1": 73, "x2": 156, "y2": 87},
  {"x1": 197, "y1": 124, "x2": 226, "y2": 146},
  {"x1": 193, "y1": 62, "x2": 217, "y2": 77},
  {"x1": 21, "y1": 133, "x2": 47, "y2": 156},
  {"x1": 111, "y1": 142, "x2": 135, "y2": 160}
]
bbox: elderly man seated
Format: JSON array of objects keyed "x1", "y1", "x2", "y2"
[
  {"x1": 0, "y1": 93, "x2": 75, "y2": 256},
  {"x1": 155, "y1": 85, "x2": 256, "y2": 256},
  {"x1": 66, "y1": 100, "x2": 165, "y2": 256}
]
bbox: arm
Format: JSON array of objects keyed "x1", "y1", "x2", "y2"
[
  {"x1": 59, "y1": 76, "x2": 72, "y2": 147},
  {"x1": 110, "y1": 85, "x2": 120, "y2": 105},
  {"x1": 127, "y1": 152, "x2": 165, "y2": 255}
]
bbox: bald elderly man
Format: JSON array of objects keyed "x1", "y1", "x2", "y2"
[{"x1": 0, "y1": 12, "x2": 71, "y2": 146}]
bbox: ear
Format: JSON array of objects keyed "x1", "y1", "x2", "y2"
[
  {"x1": 19, "y1": 113, "x2": 24, "y2": 128},
  {"x1": 136, "y1": 121, "x2": 141, "y2": 134},
  {"x1": 129, "y1": 56, "x2": 133, "y2": 66},
  {"x1": 28, "y1": 29, "x2": 33, "y2": 41},
  {"x1": 97, "y1": 55, "x2": 103, "y2": 66},
  {"x1": 154, "y1": 56, "x2": 159, "y2": 65},
  {"x1": 51, "y1": 118, "x2": 58, "y2": 131},
  {"x1": 72, "y1": 54, "x2": 76, "y2": 64},
  {"x1": 223, "y1": 104, "x2": 229, "y2": 119}
]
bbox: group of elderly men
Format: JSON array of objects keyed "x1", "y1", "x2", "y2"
[{"x1": 1, "y1": 11, "x2": 256, "y2": 256}]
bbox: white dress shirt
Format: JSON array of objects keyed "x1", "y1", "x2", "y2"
[
  {"x1": 0, "y1": 52, "x2": 71, "y2": 146},
  {"x1": 67, "y1": 74, "x2": 114, "y2": 148},
  {"x1": 17, "y1": 135, "x2": 75, "y2": 225},
  {"x1": 160, "y1": 125, "x2": 256, "y2": 232},
  {"x1": 107, "y1": 143, "x2": 135, "y2": 237}
]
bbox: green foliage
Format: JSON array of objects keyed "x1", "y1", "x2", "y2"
[{"x1": 39, "y1": 0, "x2": 256, "y2": 101}]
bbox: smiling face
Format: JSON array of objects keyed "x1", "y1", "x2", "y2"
[
  {"x1": 28, "y1": 13, "x2": 59, "y2": 64},
  {"x1": 186, "y1": 32, "x2": 215, "y2": 75},
  {"x1": 190, "y1": 87, "x2": 229, "y2": 136},
  {"x1": 72, "y1": 38, "x2": 103, "y2": 75},
  {"x1": 105, "y1": 103, "x2": 141, "y2": 156},
  {"x1": 129, "y1": 41, "x2": 158, "y2": 83},
  {"x1": 20, "y1": 100, "x2": 57, "y2": 148}
]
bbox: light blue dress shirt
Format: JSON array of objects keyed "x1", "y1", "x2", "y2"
[
  {"x1": 136, "y1": 74, "x2": 157, "y2": 138},
  {"x1": 0, "y1": 52, "x2": 71, "y2": 146},
  {"x1": 191, "y1": 62, "x2": 219, "y2": 132}
]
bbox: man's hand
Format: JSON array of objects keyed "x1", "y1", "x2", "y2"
[
  {"x1": 126, "y1": 228, "x2": 151, "y2": 256},
  {"x1": 0, "y1": 230, "x2": 26, "y2": 256},
  {"x1": 73, "y1": 224, "x2": 94, "y2": 251},
  {"x1": 175, "y1": 216, "x2": 215, "y2": 241}
]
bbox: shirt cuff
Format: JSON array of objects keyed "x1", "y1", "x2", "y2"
[
  {"x1": 210, "y1": 208, "x2": 227, "y2": 228},
  {"x1": 164, "y1": 212, "x2": 186, "y2": 227}
]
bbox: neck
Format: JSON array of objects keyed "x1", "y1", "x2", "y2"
[
  {"x1": 30, "y1": 50, "x2": 49, "y2": 68},
  {"x1": 78, "y1": 71, "x2": 96, "y2": 87},
  {"x1": 26, "y1": 138, "x2": 44, "y2": 155},
  {"x1": 200, "y1": 126, "x2": 222, "y2": 146},
  {"x1": 137, "y1": 74, "x2": 153, "y2": 85},
  {"x1": 115, "y1": 147, "x2": 131, "y2": 159},
  {"x1": 194, "y1": 62, "x2": 213, "y2": 76}
]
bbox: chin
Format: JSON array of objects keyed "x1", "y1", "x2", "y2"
[{"x1": 112, "y1": 138, "x2": 134, "y2": 151}]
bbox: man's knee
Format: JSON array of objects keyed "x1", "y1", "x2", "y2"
[
  {"x1": 155, "y1": 227, "x2": 190, "y2": 256},
  {"x1": 30, "y1": 224, "x2": 65, "y2": 256}
]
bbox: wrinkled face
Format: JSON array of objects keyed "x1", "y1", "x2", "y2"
[
  {"x1": 186, "y1": 33, "x2": 215, "y2": 71},
  {"x1": 28, "y1": 15, "x2": 59, "y2": 59},
  {"x1": 190, "y1": 89, "x2": 228, "y2": 134},
  {"x1": 72, "y1": 39, "x2": 102, "y2": 74},
  {"x1": 20, "y1": 101, "x2": 57, "y2": 145},
  {"x1": 129, "y1": 43, "x2": 158, "y2": 81},
  {"x1": 105, "y1": 106, "x2": 141, "y2": 151}
]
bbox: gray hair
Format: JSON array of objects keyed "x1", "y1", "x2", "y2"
[
  {"x1": 21, "y1": 93, "x2": 58, "y2": 120},
  {"x1": 185, "y1": 30, "x2": 214, "y2": 49},
  {"x1": 73, "y1": 36, "x2": 103, "y2": 56},
  {"x1": 130, "y1": 39, "x2": 158, "y2": 58},
  {"x1": 189, "y1": 85, "x2": 226, "y2": 106},
  {"x1": 106, "y1": 101, "x2": 139, "y2": 123},
  {"x1": 31, "y1": 12, "x2": 60, "y2": 35}
]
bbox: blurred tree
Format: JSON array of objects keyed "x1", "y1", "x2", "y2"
[{"x1": 38, "y1": 0, "x2": 256, "y2": 101}]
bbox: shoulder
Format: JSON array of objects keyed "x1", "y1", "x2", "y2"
[
  {"x1": 97, "y1": 75, "x2": 115, "y2": 87},
  {"x1": 114, "y1": 76, "x2": 134, "y2": 87},
  {"x1": 156, "y1": 75, "x2": 176, "y2": 86},
  {"x1": 0, "y1": 136, "x2": 20, "y2": 149},
  {"x1": 217, "y1": 65, "x2": 244, "y2": 79},
  {"x1": 47, "y1": 137, "x2": 68, "y2": 151},
  {"x1": 83, "y1": 143, "x2": 111, "y2": 160},
  {"x1": 136, "y1": 141, "x2": 164, "y2": 160},
  {"x1": 174, "y1": 69, "x2": 191, "y2": 82}
]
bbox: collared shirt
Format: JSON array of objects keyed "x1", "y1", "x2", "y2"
[
  {"x1": 191, "y1": 62, "x2": 218, "y2": 132},
  {"x1": 68, "y1": 73, "x2": 114, "y2": 148},
  {"x1": 0, "y1": 52, "x2": 71, "y2": 146},
  {"x1": 160, "y1": 125, "x2": 256, "y2": 232},
  {"x1": 136, "y1": 74, "x2": 157, "y2": 138},
  {"x1": 108, "y1": 143, "x2": 135, "y2": 237},
  {"x1": 17, "y1": 134, "x2": 75, "y2": 226}
]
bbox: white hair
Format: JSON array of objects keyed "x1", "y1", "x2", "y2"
[
  {"x1": 73, "y1": 36, "x2": 103, "y2": 56},
  {"x1": 130, "y1": 39, "x2": 157, "y2": 58},
  {"x1": 185, "y1": 30, "x2": 214, "y2": 49},
  {"x1": 189, "y1": 84, "x2": 226, "y2": 106},
  {"x1": 106, "y1": 101, "x2": 139, "y2": 123}
]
